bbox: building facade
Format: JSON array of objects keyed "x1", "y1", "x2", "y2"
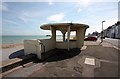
[{"x1": 102, "y1": 21, "x2": 120, "y2": 39}]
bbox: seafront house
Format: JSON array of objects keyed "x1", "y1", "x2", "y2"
[
  {"x1": 24, "y1": 23, "x2": 89, "y2": 60},
  {"x1": 115, "y1": 22, "x2": 120, "y2": 39},
  {"x1": 102, "y1": 21, "x2": 120, "y2": 39}
]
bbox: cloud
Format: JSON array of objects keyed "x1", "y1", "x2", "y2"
[
  {"x1": 18, "y1": 11, "x2": 29, "y2": 23},
  {"x1": 19, "y1": 17, "x2": 28, "y2": 24},
  {"x1": 47, "y1": 13, "x2": 65, "y2": 22},
  {"x1": 1, "y1": 0, "x2": 119, "y2": 2},
  {"x1": 74, "y1": 0, "x2": 90, "y2": 13},
  {"x1": 77, "y1": 8, "x2": 82, "y2": 12},
  {"x1": 59, "y1": 21, "x2": 71, "y2": 23},
  {"x1": 103, "y1": 18, "x2": 118, "y2": 29},
  {"x1": 118, "y1": 1, "x2": 120, "y2": 21},
  {"x1": 3, "y1": 19, "x2": 18, "y2": 25},
  {"x1": 73, "y1": 18, "x2": 118, "y2": 35},
  {"x1": 78, "y1": 0, "x2": 89, "y2": 4},
  {"x1": 48, "y1": 0, "x2": 54, "y2": 5},
  {"x1": 85, "y1": 18, "x2": 118, "y2": 35},
  {"x1": 21, "y1": 11, "x2": 45, "y2": 18},
  {"x1": 77, "y1": 0, "x2": 91, "y2": 8},
  {"x1": 19, "y1": 10, "x2": 47, "y2": 23},
  {"x1": 0, "y1": 2, "x2": 8, "y2": 11}
]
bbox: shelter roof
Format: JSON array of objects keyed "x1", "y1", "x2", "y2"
[{"x1": 40, "y1": 23, "x2": 89, "y2": 31}]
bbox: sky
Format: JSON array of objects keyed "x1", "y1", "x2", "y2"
[{"x1": 1, "y1": 0, "x2": 119, "y2": 35}]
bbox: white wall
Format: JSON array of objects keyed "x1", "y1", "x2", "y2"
[{"x1": 24, "y1": 40, "x2": 41, "y2": 59}]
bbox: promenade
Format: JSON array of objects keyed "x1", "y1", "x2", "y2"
[
  {"x1": 104, "y1": 38, "x2": 120, "y2": 50},
  {"x1": 1, "y1": 40, "x2": 119, "y2": 77}
]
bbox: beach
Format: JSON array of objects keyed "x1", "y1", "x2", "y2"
[
  {"x1": 1, "y1": 35, "x2": 49, "y2": 61},
  {"x1": 1, "y1": 43, "x2": 23, "y2": 49},
  {"x1": 0, "y1": 43, "x2": 24, "y2": 62}
]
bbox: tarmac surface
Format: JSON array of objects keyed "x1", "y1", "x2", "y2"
[{"x1": 2, "y1": 40, "x2": 119, "y2": 77}]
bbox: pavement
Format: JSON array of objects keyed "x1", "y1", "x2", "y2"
[
  {"x1": 1, "y1": 40, "x2": 119, "y2": 77},
  {"x1": 104, "y1": 38, "x2": 120, "y2": 50},
  {"x1": 0, "y1": 45, "x2": 24, "y2": 62}
]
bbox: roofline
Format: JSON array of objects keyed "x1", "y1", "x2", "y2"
[{"x1": 40, "y1": 23, "x2": 89, "y2": 30}]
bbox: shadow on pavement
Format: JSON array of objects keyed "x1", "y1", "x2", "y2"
[
  {"x1": 41, "y1": 48, "x2": 81, "y2": 63},
  {"x1": 9, "y1": 49, "x2": 25, "y2": 59},
  {"x1": 9, "y1": 48, "x2": 81, "y2": 63}
]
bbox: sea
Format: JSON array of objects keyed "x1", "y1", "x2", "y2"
[{"x1": 1, "y1": 35, "x2": 64, "y2": 44}]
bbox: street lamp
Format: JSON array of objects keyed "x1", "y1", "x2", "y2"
[{"x1": 101, "y1": 20, "x2": 105, "y2": 42}]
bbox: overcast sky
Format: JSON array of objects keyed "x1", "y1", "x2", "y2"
[{"x1": 1, "y1": 0, "x2": 119, "y2": 35}]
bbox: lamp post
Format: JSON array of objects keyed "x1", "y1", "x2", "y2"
[{"x1": 101, "y1": 20, "x2": 105, "y2": 42}]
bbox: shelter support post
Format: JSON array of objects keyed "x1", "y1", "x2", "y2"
[
  {"x1": 67, "y1": 26, "x2": 71, "y2": 51},
  {"x1": 61, "y1": 31, "x2": 66, "y2": 42},
  {"x1": 76, "y1": 28, "x2": 85, "y2": 48},
  {"x1": 63, "y1": 33, "x2": 66, "y2": 42},
  {"x1": 50, "y1": 26, "x2": 56, "y2": 48}
]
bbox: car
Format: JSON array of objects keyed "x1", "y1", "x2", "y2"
[{"x1": 84, "y1": 36, "x2": 97, "y2": 41}]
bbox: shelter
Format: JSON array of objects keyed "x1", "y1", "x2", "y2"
[{"x1": 24, "y1": 23, "x2": 89, "y2": 59}]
